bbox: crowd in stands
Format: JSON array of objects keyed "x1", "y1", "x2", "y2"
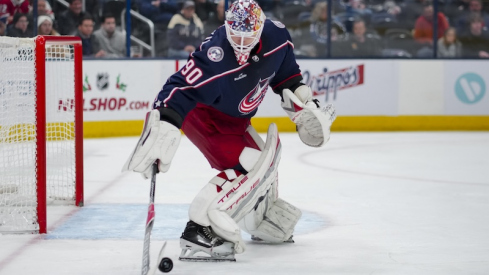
[{"x1": 1, "y1": 0, "x2": 488, "y2": 58}]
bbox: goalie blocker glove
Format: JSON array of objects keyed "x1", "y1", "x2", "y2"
[
  {"x1": 122, "y1": 108, "x2": 182, "y2": 178},
  {"x1": 281, "y1": 86, "x2": 336, "y2": 147}
]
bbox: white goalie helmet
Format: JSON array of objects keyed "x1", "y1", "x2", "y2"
[{"x1": 224, "y1": 0, "x2": 266, "y2": 65}]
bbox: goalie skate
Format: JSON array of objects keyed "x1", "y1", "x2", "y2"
[{"x1": 179, "y1": 221, "x2": 236, "y2": 262}]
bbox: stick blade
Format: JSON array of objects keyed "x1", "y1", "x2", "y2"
[{"x1": 148, "y1": 241, "x2": 168, "y2": 275}]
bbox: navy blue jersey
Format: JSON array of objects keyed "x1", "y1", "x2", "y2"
[{"x1": 154, "y1": 19, "x2": 302, "y2": 120}]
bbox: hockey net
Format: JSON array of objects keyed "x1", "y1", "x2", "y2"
[{"x1": 0, "y1": 36, "x2": 83, "y2": 234}]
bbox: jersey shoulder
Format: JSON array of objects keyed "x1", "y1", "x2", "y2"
[
  {"x1": 262, "y1": 19, "x2": 293, "y2": 43},
  {"x1": 189, "y1": 26, "x2": 236, "y2": 74}
]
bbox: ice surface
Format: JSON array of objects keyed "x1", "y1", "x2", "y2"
[{"x1": 1, "y1": 132, "x2": 488, "y2": 275}]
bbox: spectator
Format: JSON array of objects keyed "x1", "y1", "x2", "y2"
[
  {"x1": 0, "y1": 0, "x2": 12, "y2": 24},
  {"x1": 7, "y1": 13, "x2": 32, "y2": 37},
  {"x1": 414, "y1": 2, "x2": 449, "y2": 57},
  {"x1": 37, "y1": 15, "x2": 59, "y2": 35},
  {"x1": 36, "y1": 0, "x2": 55, "y2": 20},
  {"x1": 166, "y1": 1, "x2": 204, "y2": 58},
  {"x1": 414, "y1": 3, "x2": 449, "y2": 44},
  {"x1": 204, "y1": 0, "x2": 224, "y2": 36},
  {"x1": 57, "y1": 0, "x2": 84, "y2": 35},
  {"x1": 351, "y1": 0, "x2": 373, "y2": 17},
  {"x1": 0, "y1": 0, "x2": 29, "y2": 24},
  {"x1": 459, "y1": 14, "x2": 489, "y2": 57},
  {"x1": 139, "y1": 0, "x2": 178, "y2": 26},
  {"x1": 345, "y1": 19, "x2": 382, "y2": 57},
  {"x1": 194, "y1": 0, "x2": 215, "y2": 22},
  {"x1": 437, "y1": 27, "x2": 463, "y2": 57},
  {"x1": 0, "y1": 15, "x2": 6, "y2": 36},
  {"x1": 25, "y1": 0, "x2": 55, "y2": 35},
  {"x1": 383, "y1": 0, "x2": 401, "y2": 16},
  {"x1": 455, "y1": 0, "x2": 489, "y2": 33},
  {"x1": 93, "y1": 13, "x2": 126, "y2": 58},
  {"x1": 74, "y1": 14, "x2": 105, "y2": 57},
  {"x1": 308, "y1": 2, "x2": 346, "y2": 57},
  {"x1": 10, "y1": 0, "x2": 28, "y2": 14}
]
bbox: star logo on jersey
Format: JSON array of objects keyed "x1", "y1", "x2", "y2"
[
  {"x1": 207, "y1": 46, "x2": 224, "y2": 62},
  {"x1": 238, "y1": 72, "x2": 275, "y2": 114}
]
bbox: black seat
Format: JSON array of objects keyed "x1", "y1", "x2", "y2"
[
  {"x1": 273, "y1": 1, "x2": 311, "y2": 28},
  {"x1": 381, "y1": 48, "x2": 412, "y2": 58},
  {"x1": 370, "y1": 13, "x2": 398, "y2": 35},
  {"x1": 384, "y1": 28, "x2": 413, "y2": 40}
]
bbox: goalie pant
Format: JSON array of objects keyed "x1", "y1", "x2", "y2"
[{"x1": 182, "y1": 104, "x2": 302, "y2": 253}]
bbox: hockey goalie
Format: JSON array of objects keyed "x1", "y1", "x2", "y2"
[{"x1": 122, "y1": 0, "x2": 336, "y2": 262}]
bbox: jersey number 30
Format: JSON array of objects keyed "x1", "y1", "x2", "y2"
[{"x1": 181, "y1": 60, "x2": 203, "y2": 85}]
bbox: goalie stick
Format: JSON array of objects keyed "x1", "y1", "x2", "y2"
[{"x1": 142, "y1": 162, "x2": 173, "y2": 274}]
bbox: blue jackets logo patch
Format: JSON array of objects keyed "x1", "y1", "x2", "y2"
[
  {"x1": 207, "y1": 46, "x2": 224, "y2": 62},
  {"x1": 239, "y1": 73, "x2": 275, "y2": 114}
]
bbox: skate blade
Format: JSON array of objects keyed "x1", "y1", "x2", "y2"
[
  {"x1": 179, "y1": 247, "x2": 236, "y2": 262},
  {"x1": 179, "y1": 256, "x2": 236, "y2": 262}
]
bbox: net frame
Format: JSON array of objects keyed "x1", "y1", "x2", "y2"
[
  {"x1": 37, "y1": 35, "x2": 84, "y2": 234},
  {"x1": 0, "y1": 35, "x2": 83, "y2": 234}
]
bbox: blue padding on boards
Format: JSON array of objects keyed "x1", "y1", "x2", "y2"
[{"x1": 47, "y1": 204, "x2": 326, "y2": 240}]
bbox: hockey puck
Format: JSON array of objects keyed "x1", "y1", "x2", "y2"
[{"x1": 158, "y1": 257, "x2": 173, "y2": 273}]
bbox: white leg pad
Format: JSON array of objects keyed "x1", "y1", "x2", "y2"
[
  {"x1": 246, "y1": 125, "x2": 265, "y2": 150},
  {"x1": 188, "y1": 183, "x2": 216, "y2": 227},
  {"x1": 239, "y1": 147, "x2": 262, "y2": 172},
  {"x1": 240, "y1": 197, "x2": 302, "y2": 243},
  {"x1": 208, "y1": 209, "x2": 246, "y2": 254},
  {"x1": 188, "y1": 169, "x2": 239, "y2": 226},
  {"x1": 187, "y1": 123, "x2": 281, "y2": 253},
  {"x1": 188, "y1": 171, "x2": 246, "y2": 254}
]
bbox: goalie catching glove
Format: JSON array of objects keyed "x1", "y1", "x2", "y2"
[
  {"x1": 122, "y1": 109, "x2": 181, "y2": 178},
  {"x1": 281, "y1": 85, "x2": 336, "y2": 147}
]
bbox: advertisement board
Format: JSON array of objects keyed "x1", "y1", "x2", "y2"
[
  {"x1": 82, "y1": 60, "x2": 175, "y2": 121},
  {"x1": 256, "y1": 60, "x2": 399, "y2": 117},
  {"x1": 78, "y1": 59, "x2": 488, "y2": 135},
  {"x1": 444, "y1": 61, "x2": 489, "y2": 115}
]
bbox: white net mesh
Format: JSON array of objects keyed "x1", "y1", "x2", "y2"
[
  {"x1": 45, "y1": 44, "x2": 76, "y2": 203},
  {"x1": 0, "y1": 37, "x2": 78, "y2": 233}
]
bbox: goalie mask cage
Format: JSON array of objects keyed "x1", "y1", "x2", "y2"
[{"x1": 0, "y1": 36, "x2": 83, "y2": 234}]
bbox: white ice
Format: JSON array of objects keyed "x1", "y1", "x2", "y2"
[{"x1": 1, "y1": 132, "x2": 489, "y2": 275}]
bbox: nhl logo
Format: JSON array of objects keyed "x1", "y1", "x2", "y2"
[
  {"x1": 207, "y1": 46, "x2": 224, "y2": 62},
  {"x1": 252, "y1": 55, "x2": 259, "y2": 62},
  {"x1": 97, "y1": 73, "x2": 109, "y2": 91}
]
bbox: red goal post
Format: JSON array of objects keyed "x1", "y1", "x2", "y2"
[{"x1": 0, "y1": 35, "x2": 84, "y2": 234}]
